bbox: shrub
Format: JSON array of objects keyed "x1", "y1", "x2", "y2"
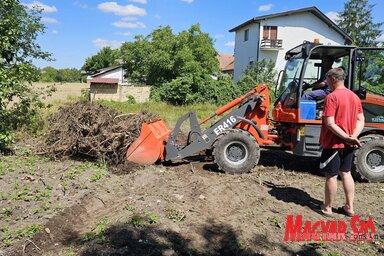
[
  {"x1": 81, "y1": 88, "x2": 90, "y2": 101},
  {"x1": 126, "y1": 95, "x2": 137, "y2": 104},
  {"x1": 152, "y1": 74, "x2": 240, "y2": 106}
]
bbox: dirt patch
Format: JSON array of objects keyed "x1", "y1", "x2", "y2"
[
  {"x1": 1, "y1": 142, "x2": 384, "y2": 256},
  {"x1": 41, "y1": 101, "x2": 158, "y2": 173}
]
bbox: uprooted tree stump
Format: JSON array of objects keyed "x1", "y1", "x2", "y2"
[{"x1": 43, "y1": 101, "x2": 159, "y2": 172}]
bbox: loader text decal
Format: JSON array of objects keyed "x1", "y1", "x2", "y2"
[
  {"x1": 372, "y1": 115, "x2": 384, "y2": 123},
  {"x1": 213, "y1": 116, "x2": 237, "y2": 135}
]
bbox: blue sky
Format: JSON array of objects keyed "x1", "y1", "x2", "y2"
[{"x1": 24, "y1": 0, "x2": 384, "y2": 69}]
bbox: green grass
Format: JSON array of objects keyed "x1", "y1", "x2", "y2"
[
  {"x1": 64, "y1": 162, "x2": 105, "y2": 180},
  {"x1": 99, "y1": 100, "x2": 220, "y2": 130},
  {"x1": 0, "y1": 224, "x2": 44, "y2": 246},
  {"x1": 80, "y1": 217, "x2": 110, "y2": 244},
  {"x1": 16, "y1": 224, "x2": 42, "y2": 239},
  {"x1": 90, "y1": 170, "x2": 109, "y2": 182},
  {"x1": 11, "y1": 185, "x2": 52, "y2": 202}
]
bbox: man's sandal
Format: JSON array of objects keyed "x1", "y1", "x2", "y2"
[{"x1": 337, "y1": 207, "x2": 354, "y2": 217}]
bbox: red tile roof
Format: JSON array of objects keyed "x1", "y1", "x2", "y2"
[
  {"x1": 217, "y1": 54, "x2": 234, "y2": 72},
  {"x1": 90, "y1": 78, "x2": 119, "y2": 84}
]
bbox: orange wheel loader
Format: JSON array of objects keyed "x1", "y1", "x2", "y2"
[{"x1": 127, "y1": 41, "x2": 384, "y2": 182}]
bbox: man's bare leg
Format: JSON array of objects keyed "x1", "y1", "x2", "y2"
[
  {"x1": 323, "y1": 175, "x2": 338, "y2": 214},
  {"x1": 340, "y1": 171, "x2": 355, "y2": 214}
]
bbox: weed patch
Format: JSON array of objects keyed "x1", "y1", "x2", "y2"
[
  {"x1": 80, "y1": 217, "x2": 110, "y2": 244},
  {"x1": 165, "y1": 207, "x2": 186, "y2": 222}
]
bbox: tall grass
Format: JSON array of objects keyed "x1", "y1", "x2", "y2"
[{"x1": 100, "y1": 100, "x2": 220, "y2": 129}]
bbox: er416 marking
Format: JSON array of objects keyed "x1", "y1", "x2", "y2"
[{"x1": 214, "y1": 116, "x2": 237, "y2": 136}]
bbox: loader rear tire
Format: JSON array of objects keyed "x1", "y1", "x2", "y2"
[
  {"x1": 212, "y1": 129, "x2": 260, "y2": 174},
  {"x1": 352, "y1": 134, "x2": 384, "y2": 182}
]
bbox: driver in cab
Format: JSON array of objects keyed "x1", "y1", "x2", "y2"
[{"x1": 302, "y1": 56, "x2": 334, "y2": 100}]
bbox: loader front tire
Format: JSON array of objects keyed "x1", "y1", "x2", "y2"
[
  {"x1": 353, "y1": 134, "x2": 384, "y2": 182},
  {"x1": 213, "y1": 129, "x2": 260, "y2": 174}
]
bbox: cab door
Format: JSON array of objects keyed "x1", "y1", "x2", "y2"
[{"x1": 351, "y1": 47, "x2": 384, "y2": 127}]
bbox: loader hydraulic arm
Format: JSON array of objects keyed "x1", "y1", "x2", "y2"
[{"x1": 165, "y1": 85, "x2": 267, "y2": 161}]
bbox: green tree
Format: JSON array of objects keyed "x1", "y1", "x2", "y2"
[
  {"x1": 40, "y1": 67, "x2": 82, "y2": 83},
  {"x1": 146, "y1": 26, "x2": 177, "y2": 85},
  {"x1": 121, "y1": 24, "x2": 227, "y2": 105},
  {"x1": 57, "y1": 68, "x2": 82, "y2": 82},
  {"x1": 0, "y1": 0, "x2": 52, "y2": 148},
  {"x1": 361, "y1": 50, "x2": 384, "y2": 94},
  {"x1": 337, "y1": 0, "x2": 383, "y2": 47},
  {"x1": 120, "y1": 35, "x2": 152, "y2": 84},
  {"x1": 82, "y1": 47, "x2": 119, "y2": 74},
  {"x1": 236, "y1": 59, "x2": 277, "y2": 101},
  {"x1": 39, "y1": 66, "x2": 58, "y2": 82}
]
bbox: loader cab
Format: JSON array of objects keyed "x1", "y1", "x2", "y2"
[
  {"x1": 273, "y1": 42, "x2": 384, "y2": 123},
  {"x1": 272, "y1": 41, "x2": 384, "y2": 158}
]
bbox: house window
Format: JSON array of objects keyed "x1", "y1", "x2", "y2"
[
  {"x1": 263, "y1": 26, "x2": 277, "y2": 40},
  {"x1": 244, "y1": 29, "x2": 249, "y2": 41}
]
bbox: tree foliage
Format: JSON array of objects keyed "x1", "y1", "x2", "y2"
[
  {"x1": 236, "y1": 59, "x2": 277, "y2": 101},
  {"x1": 337, "y1": 0, "x2": 383, "y2": 47},
  {"x1": 0, "y1": 0, "x2": 52, "y2": 148},
  {"x1": 360, "y1": 50, "x2": 384, "y2": 95},
  {"x1": 39, "y1": 66, "x2": 82, "y2": 82},
  {"x1": 120, "y1": 24, "x2": 237, "y2": 105},
  {"x1": 82, "y1": 47, "x2": 119, "y2": 74},
  {"x1": 153, "y1": 74, "x2": 240, "y2": 105}
]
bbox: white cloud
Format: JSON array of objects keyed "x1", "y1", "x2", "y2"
[
  {"x1": 98, "y1": 2, "x2": 146, "y2": 16},
  {"x1": 41, "y1": 17, "x2": 58, "y2": 23},
  {"x1": 258, "y1": 4, "x2": 273, "y2": 12},
  {"x1": 116, "y1": 31, "x2": 132, "y2": 36},
  {"x1": 154, "y1": 14, "x2": 162, "y2": 19},
  {"x1": 225, "y1": 41, "x2": 235, "y2": 47},
  {"x1": 113, "y1": 21, "x2": 146, "y2": 29},
  {"x1": 181, "y1": 0, "x2": 193, "y2": 3},
  {"x1": 52, "y1": 30, "x2": 58, "y2": 35},
  {"x1": 129, "y1": 0, "x2": 147, "y2": 4},
  {"x1": 122, "y1": 16, "x2": 138, "y2": 21},
  {"x1": 74, "y1": 1, "x2": 88, "y2": 9},
  {"x1": 23, "y1": 1, "x2": 57, "y2": 13},
  {"x1": 214, "y1": 34, "x2": 225, "y2": 39},
  {"x1": 93, "y1": 38, "x2": 123, "y2": 49},
  {"x1": 326, "y1": 11, "x2": 339, "y2": 22}
]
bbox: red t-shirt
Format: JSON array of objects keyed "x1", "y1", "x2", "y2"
[{"x1": 319, "y1": 88, "x2": 363, "y2": 149}]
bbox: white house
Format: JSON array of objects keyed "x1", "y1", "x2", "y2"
[
  {"x1": 88, "y1": 66, "x2": 150, "y2": 102},
  {"x1": 229, "y1": 6, "x2": 353, "y2": 81}
]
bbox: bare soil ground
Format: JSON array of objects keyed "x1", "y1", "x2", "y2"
[{"x1": 1, "y1": 139, "x2": 383, "y2": 256}]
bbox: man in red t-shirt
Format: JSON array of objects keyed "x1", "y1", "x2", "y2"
[{"x1": 319, "y1": 68, "x2": 364, "y2": 217}]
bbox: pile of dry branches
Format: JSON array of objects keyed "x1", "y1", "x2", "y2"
[{"x1": 43, "y1": 101, "x2": 159, "y2": 168}]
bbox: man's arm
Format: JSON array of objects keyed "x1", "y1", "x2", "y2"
[
  {"x1": 312, "y1": 80, "x2": 327, "y2": 90},
  {"x1": 324, "y1": 115, "x2": 361, "y2": 146},
  {"x1": 351, "y1": 113, "x2": 365, "y2": 138}
]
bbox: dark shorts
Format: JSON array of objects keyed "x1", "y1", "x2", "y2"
[{"x1": 319, "y1": 148, "x2": 356, "y2": 176}]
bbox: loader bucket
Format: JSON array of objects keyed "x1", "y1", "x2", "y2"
[{"x1": 126, "y1": 119, "x2": 171, "y2": 165}]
